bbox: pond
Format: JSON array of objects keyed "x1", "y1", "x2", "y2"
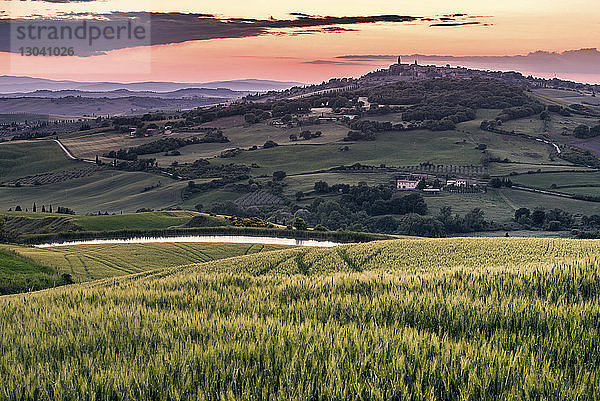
[{"x1": 34, "y1": 235, "x2": 342, "y2": 248}]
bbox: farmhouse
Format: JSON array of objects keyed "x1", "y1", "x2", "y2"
[
  {"x1": 396, "y1": 178, "x2": 421, "y2": 190},
  {"x1": 446, "y1": 179, "x2": 469, "y2": 187},
  {"x1": 145, "y1": 128, "x2": 158, "y2": 137}
]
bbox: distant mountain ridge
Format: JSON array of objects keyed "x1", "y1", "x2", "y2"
[
  {"x1": 0, "y1": 88, "x2": 246, "y2": 99},
  {"x1": 0, "y1": 76, "x2": 305, "y2": 94}
]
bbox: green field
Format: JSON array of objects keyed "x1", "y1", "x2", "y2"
[
  {"x1": 154, "y1": 122, "x2": 350, "y2": 164},
  {"x1": 0, "y1": 248, "x2": 71, "y2": 295},
  {"x1": 179, "y1": 188, "x2": 242, "y2": 210},
  {"x1": 0, "y1": 140, "x2": 79, "y2": 182},
  {"x1": 62, "y1": 130, "x2": 196, "y2": 161},
  {"x1": 499, "y1": 187, "x2": 600, "y2": 215},
  {"x1": 71, "y1": 210, "x2": 200, "y2": 231},
  {"x1": 500, "y1": 117, "x2": 545, "y2": 136},
  {"x1": 61, "y1": 121, "x2": 349, "y2": 163},
  {"x1": 0, "y1": 114, "x2": 50, "y2": 124},
  {"x1": 0, "y1": 210, "x2": 216, "y2": 235},
  {"x1": 484, "y1": 163, "x2": 591, "y2": 176},
  {"x1": 533, "y1": 88, "x2": 600, "y2": 106},
  {"x1": 512, "y1": 171, "x2": 600, "y2": 197},
  {"x1": 5, "y1": 242, "x2": 291, "y2": 283},
  {"x1": 283, "y1": 171, "x2": 398, "y2": 199},
  {"x1": 1, "y1": 106, "x2": 598, "y2": 224},
  {"x1": 456, "y1": 111, "x2": 574, "y2": 171},
  {"x1": 2, "y1": 238, "x2": 600, "y2": 399},
  {"x1": 0, "y1": 170, "x2": 188, "y2": 214},
  {"x1": 212, "y1": 129, "x2": 482, "y2": 176}
]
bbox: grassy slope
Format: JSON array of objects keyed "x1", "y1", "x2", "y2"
[
  {"x1": 61, "y1": 130, "x2": 196, "y2": 161},
  {"x1": 1, "y1": 108, "x2": 597, "y2": 223},
  {"x1": 212, "y1": 129, "x2": 483, "y2": 176},
  {"x1": 4, "y1": 242, "x2": 290, "y2": 283},
  {"x1": 499, "y1": 187, "x2": 600, "y2": 215},
  {"x1": 0, "y1": 211, "x2": 230, "y2": 235},
  {"x1": 511, "y1": 171, "x2": 600, "y2": 196},
  {"x1": 0, "y1": 140, "x2": 79, "y2": 182},
  {"x1": 71, "y1": 210, "x2": 199, "y2": 231},
  {"x1": 154, "y1": 122, "x2": 350, "y2": 165},
  {"x1": 0, "y1": 248, "x2": 68, "y2": 295},
  {"x1": 1, "y1": 238, "x2": 600, "y2": 399},
  {"x1": 62, "y1": 121, "x2": 349, "y2": 163},
  {"x1": 455, "y1": 111, "x2": 575, "y2": 172},
  {"x1": 0, "y1": 170, "x2": 188, "y2": 214},
  {"x1": 178, "y1": 189, "x2": 241, "y2": 210}
]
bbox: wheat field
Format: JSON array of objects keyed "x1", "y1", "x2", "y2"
[
  {"x1": 1, "y1": 238, "x2": 600, "y2": 400},
  {"x1": 3, "y1": 242, "x2": 289, "y2": 282}
]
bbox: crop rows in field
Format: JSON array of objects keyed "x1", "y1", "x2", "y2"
[
  {"x1": 234, "y1": 190, "x2": 285, "y2": 207},
  {"x1": 398, "y1": 164, "x2": 486, "y2": 177},
  {"x1": 2, "y1": 238, "x2": 600, "y2": 399},
  {"x1": 5, "y1": 166, "x2": 107, "y2": 187},
  {"x1": 9, "y1": 242, "x2": 289, "y2": 282}
]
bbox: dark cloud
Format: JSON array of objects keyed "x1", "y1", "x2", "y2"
[
  {"x1": 303, "y1": 59, "x2": 367, "y2": 66},
  {"x1": 336, "y1": 55, "x2": 398, "y2": 61},
  {"x1": 430, "y1": 21, "x2": 482, "y2": 27},
  {"x1": 0, "y1": 11, "x2": 490, "y2": 55},
  {"x1": 321, "y1": 27, "x2": 357, "y2": 32},
  {"x1": 30, "y1": 0, "x2": 99, "y2": 2}
]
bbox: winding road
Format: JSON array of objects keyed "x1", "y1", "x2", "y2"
[
  {"x1": 54, "y1": 139, "x2": 77, "y2": 159},
  {"x1": 54, "y1": 139, "x2": 95, "y2": 163}
]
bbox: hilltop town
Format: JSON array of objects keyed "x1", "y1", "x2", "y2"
[{"x1": 250, "y1": 57, "x2": 600, "y2": 102}]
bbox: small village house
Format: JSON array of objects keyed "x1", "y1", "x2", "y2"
[
  {"x1": 396, "y1": 178, "x2": 421, "y2": 190},
  {"x1": 446, "y1": 179, "x2": 469, "y2": 187}
]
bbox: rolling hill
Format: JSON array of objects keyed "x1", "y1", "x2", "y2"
[
  {"x1": 0, "y1": 76, "x2": 304, "y2": 94},
  {"x1": 1, "y1": 237, "x2": 599, "y2": 399}
]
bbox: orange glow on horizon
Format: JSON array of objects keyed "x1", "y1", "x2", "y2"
[{"x1": 2, "y1": 1, "x2": 599, "y2": 83}]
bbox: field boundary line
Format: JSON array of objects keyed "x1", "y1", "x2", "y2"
[{"x1": 53, "y1": 139, "x2": 95, "y2": 164}]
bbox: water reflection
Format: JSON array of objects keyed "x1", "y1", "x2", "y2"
[{"x1": 35, "y1": 235, "x2": 342, "y2": 248}]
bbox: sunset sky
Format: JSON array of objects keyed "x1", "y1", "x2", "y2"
[{"x1": 1, "y1": 0, "x2": 599, "y2": 83}]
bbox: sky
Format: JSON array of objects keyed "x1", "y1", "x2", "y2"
[{"x1": 1, "y1": 0, "x2": 599, "y2": 83}]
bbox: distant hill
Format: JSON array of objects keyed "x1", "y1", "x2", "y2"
[
  {"x1": 0, "y1": 96, "x2": 230, "y2": 116},
  {"x1": 0, "y1": 76, "x2": 304, "y2": 94},
  {"x1": 0, "y1": 88, "x2": 247, "y2": 100}
]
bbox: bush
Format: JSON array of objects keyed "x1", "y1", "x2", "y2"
[
  {"x1": 514, "y1": 208, "x2": 530, "y2": 221},
  {"x1": 292, "y1": 217, "x2": 308, "y2": 231},
  {"x1": 396, "y1": 214, "x2": 444, "y2": 237},
  {"x1": 314, "y1": 181, "x2": 329, "y2": 193},
  {"x1": 184, "y1": 215, "x2": 228, "y2": 228},
  {"x1": 273, "y1": 171, "x2": 287, "y2": 181},
  {"x1": 574, "y1": 125, "x2": 590, "y2": 138},
  {"x1": 547, "y1": 220, "x2": 562, "y2": 231}
]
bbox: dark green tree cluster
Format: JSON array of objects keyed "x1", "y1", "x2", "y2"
[
  {"x1": 104, "y1": 131, "x2": 228, "y2": 161},
  {"x1": 573, "y1": 124, "x2": 600, "y2": 139},
  {"x1": 513, "y1": 207, "x2": 573, "y2": 230}
]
